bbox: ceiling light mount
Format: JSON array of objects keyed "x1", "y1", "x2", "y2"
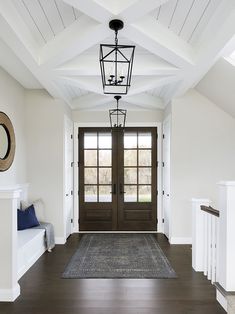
[
  {"x1": 100, "y1": 19, "x2": 135, "y2": 95},
  {"x1": 109, "y1": 19, "x2": 124, "y2": 32}
]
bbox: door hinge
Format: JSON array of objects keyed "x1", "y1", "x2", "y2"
[
  {"x1": 162, "y1": 218, "x2": 165, "y2": 223},
  {"x1": 77, "y1": 133, "x2": 79, "y2": 139},
  {"x1": 78, "y1": 161, "x2": 80, "y2": 167},
  {"x1": 162, "y1": 161, "x2": 165, "y2": 167},
  {"x1": 163, "y1": 134, "x2": 165, "y2": 139},
  {"x1": 156, "y1": 218, "x2": 158, "y2": 224},
  {"x1": 78, "y1": 190, "x2": 80, "y2": 195},
  {"x1": 71, "y1": 218, "x2": 73, "y2": 223},
  {"x1": 71, "y1": 161, "x2": 74, "y2": 167},
  {"x1": 71, "y1": 190, "x2": 73, "y2": 196},
  {"x1": 71, "y1": 134, "x2": 73, "y2": 139},
  {"x1": 163, "y1": 190, "x2": 165, "y2": 195},
  {"x1": 157, "y1": 190, "x2": 158, "y2": 195}
]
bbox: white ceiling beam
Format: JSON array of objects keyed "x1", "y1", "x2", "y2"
[
  {"x1": 124, "y1": 16, "x2": 195, "y2": 69},
  {"x1": 61, "y1": 0, "x2": 111, "y2": 23},
  {"x1": 58, "y1": 76, "x2": 103, "y2": 94},
  {"x1": 0, "y1": 1, "x2": 39, "y2": 62},
  {"x1": 128, "y1": 75, "x2": 182, "y2": 96},
  {"x1": 59, "y1": 74, "x2": 182, "y2": 96},
  {"x1": 71, "y1": 93, "x2": 112, "y2": 110},
  {"x1": 0, "y1": 6, "x2": 70, "y2": 104},
  {"x1": 54, "y1": 53, "x2": 179, "y2": 76},
  {"x1": 173, "y1": 1, "x2": 235, "y2": 98},
  {"x1": 0, "y1": 38, "x2": 41, "y2": 89},
  {"x1": 125, "y1": 93, "x2": 164, "y2": 109},
  {"x1": 120, "y1": 0, "x2": 171, "y2": 23},
  {"x1": 39, "y1": 16, "x2": 110, "y2": 68}
]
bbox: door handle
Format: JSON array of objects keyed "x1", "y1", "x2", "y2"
[
  {"x1": 66, "y1": 193, "x2": 69, "y2": 196},
  {"x1": 167, "y1": 194, "x2": 170, "y2": 196},
  {"x1": 119, "y1": 184, "x2": 126, "y2": 194},
  {"x1": 110, "y1": 184, "x2": 116, "y2": 195}
]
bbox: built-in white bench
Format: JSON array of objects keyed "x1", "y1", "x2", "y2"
[
  {"x1": 0, "y1": 184, "x2": 48, "y2": 302},
  {"x1": 18, "y1": 228, "x2": 46, "y2": 279},
  {"x1": 17, "y1": 184, "x2": 47, "y2": 279}
]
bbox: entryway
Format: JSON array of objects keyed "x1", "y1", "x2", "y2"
[{"x1": 78, "y1": 127, "x2": 157, "y2": 231}]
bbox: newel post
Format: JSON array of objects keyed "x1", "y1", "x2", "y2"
[{"x1": 217, "y1": 181, "x2": 235, "y2": 291}]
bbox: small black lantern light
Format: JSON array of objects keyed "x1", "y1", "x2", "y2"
[
  {"x1": 100, "y1": 19, "x2": 135, "y2": 95},
  {"x1": 109, "y1": 96, "x2": 127, "y2": 129}
]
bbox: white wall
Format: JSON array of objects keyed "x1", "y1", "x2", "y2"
[
  {"x1": 196, "y1": 58, "x2": 235, "y2": 119},
  {"x1": 0, "y1": 67, "x2": 27, "y2": 187},
  {"x1": 25, "y1": 90, "x2": 72, "y2": 241},
  {"x1": 73, "y1": 109, "x2": 163, "y2": 124},
  {"x1": 170, "y1": 89, "x2": 235, "y2": 241}
]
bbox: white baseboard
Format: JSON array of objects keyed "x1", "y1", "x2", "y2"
[
  {"x1": 0, "y1": 284, "x2": 20, "y2": 302},
  {"x1": 216, "y1": 289, "x2": 227, "y2": 312},
  {"x1": 170, "y1": 237, "x2": 192, "y2": 244},
  {"x1": 55, "y1": 237, "x2": 66, "y2": 245}
]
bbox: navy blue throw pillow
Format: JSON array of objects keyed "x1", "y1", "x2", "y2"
[{"x1": 17, "y1": 205, "x2": 40, "y2": 230}]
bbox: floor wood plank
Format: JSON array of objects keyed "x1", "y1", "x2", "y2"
[{"x1": 0, "y1": 234, "x2": 225, "y2": 314}]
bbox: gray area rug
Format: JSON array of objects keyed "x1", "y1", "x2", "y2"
[{"x1": 62, "y1": 234, "x2": 177, "y2": 279}]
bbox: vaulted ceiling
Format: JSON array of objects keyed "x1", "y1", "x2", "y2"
[{"x1": 0, "y1": 0, "x2": 235, "y2": 111}]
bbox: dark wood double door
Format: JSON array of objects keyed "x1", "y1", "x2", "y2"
[{"x1": 79, "y1": 127, "x2": 157, "y2": 231}]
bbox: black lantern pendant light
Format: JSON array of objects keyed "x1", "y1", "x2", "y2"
[
  {"x1": 109, "y1": 96, "x2": 127, "y2": 129},
  {"x1": 100, "y1": 19, "x2": 135, "y2": 95}
]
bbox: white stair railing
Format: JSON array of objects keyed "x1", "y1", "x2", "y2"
[
  {"x1": 192, "y1": 182, "x2": 235, "y2": 313},
  {"x1": 192, "y1": 198, "x2": 219, "y2": 284}
]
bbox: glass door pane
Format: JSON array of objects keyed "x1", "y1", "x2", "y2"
[
  {"x1": 83, "y1": 131, "x2": 112, "y2": 203},
  {"x1": 123, "y1": 131, "x2": 153, "y2": 203}
]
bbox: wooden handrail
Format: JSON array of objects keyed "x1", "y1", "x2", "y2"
[{"x1": 200, "y1": 205, "x2": 220, "y2": 217}]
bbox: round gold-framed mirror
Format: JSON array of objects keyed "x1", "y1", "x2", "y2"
[{"x1": 0, "y1": 112, "x2": 15, "y2": 171}]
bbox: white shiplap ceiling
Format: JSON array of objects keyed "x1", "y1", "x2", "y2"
[
  {"x1": 12, "y1": 0, "x2": 81, "y2": 45},
  {"x1": 153, "y1": 0, "x2": 221, "y2": 44},
  {"x1": 0, "y1": 0, "x2": 235, "y2": 110}
]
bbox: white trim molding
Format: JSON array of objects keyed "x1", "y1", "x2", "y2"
[
  {"x1": 55, "y1": 237, "x2": 66, "y2": 245},
  {"x1": 0, "y1": 189, "x2": 21, "y2": 199},
  {"x1": 169, "y1": 237, "x2": 192, "y2": 245},
  {"x1": 0, "y1": 284, "x2": 20, "y2": 302}
]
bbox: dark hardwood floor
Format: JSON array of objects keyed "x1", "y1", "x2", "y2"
[{"x1": 0, "y1": 234, "x2": 225, "y2": 314}]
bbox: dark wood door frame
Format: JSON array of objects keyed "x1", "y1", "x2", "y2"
[{"x1": 79, "y1": 127, "x2": 158, "y2": 231}]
